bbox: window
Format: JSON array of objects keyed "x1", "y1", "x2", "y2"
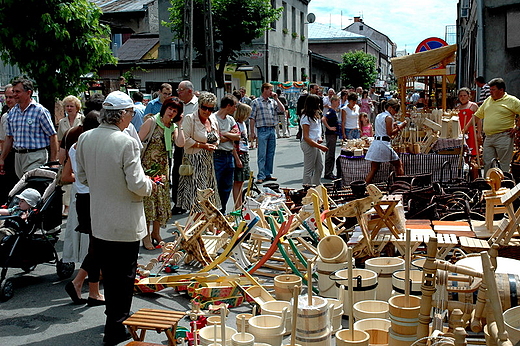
[
  {"x1": 282, "y1": 2, "x2": 287, "y2": 30},
  {"x1": 270, "y1": 0, "x2": 277, "y2": 29},
  {"x1": 301, "y1": 68, "x2": 306, "y2": 80},
  {"x1": 300, "y1": 11, "x2": 304, "y2": 37},
  {"x1": 271, "y1": 65, "x2": 279, "y2": 81},
  {"x1": 359, "y1": 25, "x2": 364, "y2": 31},
  {"x1": 291, "y1": 6, "x2": 296, "y2": 34},
  {"x1": 284, "y1": 66, "x2": 289, "y2": 82},
  {"x1": 293, "y1": 67, "x2": 297, "y2": 81}
]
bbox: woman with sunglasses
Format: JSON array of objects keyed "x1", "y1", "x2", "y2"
[
  {"x1": 364, "y1": 98, "x2": 406, "y2": 183},
  {"x1": 177, "y1": 92, "x2": 221, "y2": 212}
]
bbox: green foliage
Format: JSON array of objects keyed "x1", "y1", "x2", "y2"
[
  {"x1": 166, "y1": 0, "x2": 282, "y2": 87},
  {"x1": 0, "y1": 0, "x2": 116, "y2": 113},
  {"x1": 339, "y1": 51, "x2": 378, "y2": 90}
]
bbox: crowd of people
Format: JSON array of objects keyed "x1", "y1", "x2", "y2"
[{"x1": 1, "y1": 75, "x2": 519, "y2": 345}]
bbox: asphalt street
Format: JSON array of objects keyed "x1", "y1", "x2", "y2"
[{"x1": 0, "y1": 134, "x2": 348, "y2": 346}]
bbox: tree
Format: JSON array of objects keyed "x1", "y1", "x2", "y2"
[
  {"x1": 0, "y1": 0, "x2": 116, "y2": 117},
  {"x1": 339, "y1": 51, "x2": 378, "y2": 90},
  {"x1": 167, "y1": 0, "x2": 282, "y2": 88}
]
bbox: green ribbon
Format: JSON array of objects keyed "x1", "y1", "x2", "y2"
[{"x1": 155, "y1": 113, "x2": 176, "y2": 158}]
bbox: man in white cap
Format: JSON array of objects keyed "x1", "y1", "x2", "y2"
[{"x1": 76, "y1": 91, "x2": 153, "y2": 345}]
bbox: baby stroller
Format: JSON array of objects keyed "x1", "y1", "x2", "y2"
[{"x1": 0, "y1": 164, "x2": 75, "y2": 301}]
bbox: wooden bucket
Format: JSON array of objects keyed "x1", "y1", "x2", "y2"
[
  {"x1": 330, "y1": 268, "x2": 378, "y2": 316},
  {"x1": 236, "y1": 313, "x2": 254, "y2": 334},
  {"x1": 503, "y1": 306, "x2": 520, "y2": 345},
  {"x1": 392, "y1": 270, "x2": 423, "y2": 296},
  {"x1": 353, "y1": 300, "x2": 389, "y2": 320},
  {"x1": 316, "y1": 259, "x2": 347, "y2": 298},
  {"x1": 335, "y1": 329, "x2": 370, "y2": 346},
  {"x1": 317, "y1": 235, "x2": 348, "y2": 263},
  {"x1": 388, "y1": 327, "x2": 417, "y2": 346},
  {"x1": 199, "y1": 325, "x2": 237, "y2": 346},
  {"x1": 207, "y1": 316, "x2": 221, "y2": 325},
  {"x1": 248, "y1": 313, "x2": 286, "y2": 346},
  {"x1": 388, "y1": 295, "x2": 421, "y2": 336},
  {"x1": 354, "y1": 318, "x2": 391, "y2": 345},
  {"x1": 261, "y1": 300, "x2": 291, "y2": 335},
  {"x1": 365, "y1": 257, "x2": 405, "y2": 301},
  {"x1": 274, "y1": 274, "x2": 302, "y2": 301},
  {"x1": 325, "y1": 298, "x2": 343, "y2": 332},
  {"x1": 231, "y1": 332, "x2": 255, "y2": 346},
  {"x1": 296, "y1": 295, "x2": 331, "y2": 338}
]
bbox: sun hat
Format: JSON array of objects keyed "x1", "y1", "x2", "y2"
[
  {"x1": 15, "y1": 188, "x2": 41, "y2": 207},
  {"x1": 102, "y1": 91, "x2": 134, "y2": 110}
]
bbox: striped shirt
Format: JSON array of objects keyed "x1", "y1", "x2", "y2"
[
  {"x1": 250, "y1": 96, "x2": 280, "y2": 127},
  {"x1": 7, "y1": 100, "x2": 56, "y2": 149},
  {"x1": 479, "y1": 84, "x2": 491, "y2": 103}
]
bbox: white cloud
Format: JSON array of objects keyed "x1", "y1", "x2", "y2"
[{"x1": 308, "y1": 0, "x2": 457, "y2": 51}]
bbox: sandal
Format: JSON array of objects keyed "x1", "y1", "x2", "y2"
[{"x1": 142, "y1": 236, "x2": 155, "y2": 250}]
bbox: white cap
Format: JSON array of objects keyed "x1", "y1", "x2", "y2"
[
  {"x1": 102, "y1": 91, "x2": 134, "y2": 110},
  {"x1": 16, "y1": 188, "x2": 41, "y2": 207}
]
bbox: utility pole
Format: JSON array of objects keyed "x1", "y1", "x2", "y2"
[
  {"x1": 203, "y1": 0, "x2": 216, "y2": 93},
  {"x1": 182, "y1": 0, "x2": 193, "y2": 81}
]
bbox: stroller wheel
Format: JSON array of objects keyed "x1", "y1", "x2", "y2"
[
  {"x1": 0, "y1": 278, "x2": 14, "y2": 302},
  {"x1": 56, "y1": 260, "x2": 75, "y2": 280}
]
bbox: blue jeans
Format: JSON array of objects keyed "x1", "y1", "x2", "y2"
[
  {"x1": 344, "y1": 128, "x2": 361, "y2": 140},
  {"x1": 213, "y1": 150, "x2": 235, "y2": 213},
  {"x1": 256, "y1": 126, "x2": 276, "y2": 180}
]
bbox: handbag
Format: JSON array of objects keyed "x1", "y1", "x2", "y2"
[
  {"x1": 57, "y1": 129, "x2": 72, "y2": 186},
  {"x1": 179, "y1": 157, "x2": 194, "y2": 176}
]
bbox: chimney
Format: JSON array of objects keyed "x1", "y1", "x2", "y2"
[{"x1": 354, "y1": 17, "x2": 362, "y2": 22}]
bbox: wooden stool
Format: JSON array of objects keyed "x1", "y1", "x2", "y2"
[
  {"x1": 483, "y1": 188, "x2": 509, "y2": 232},
  {"x1": 123, "y1": 308, "x2": 185, "y2": 346}
]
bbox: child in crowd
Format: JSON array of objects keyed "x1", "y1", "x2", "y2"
[
  {"x1": 232, "y1": 103, "x2": 252, "y2": 209},
  {"x1": 322, "y1": 95, "x2": 340, "y2": 180},
  {"x1": 300, "y1": 94, "x2": 328, "y2": 185},
  {"x1": 359, "y1": 112, "x2": 373, "y2": 137},
  {"x1": 0, "y1": 188, "x2": 41, "y2": 220}
]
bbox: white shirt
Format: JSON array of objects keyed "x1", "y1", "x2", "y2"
[{"x1": 300, "y1": 115, "x2": 322, "y2": 142}]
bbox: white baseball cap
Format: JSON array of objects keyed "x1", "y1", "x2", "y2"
[
  {"x1": 102, "y1": 91, "x2": 135, "y2": 110},
  {"x1": 16, "y1": 188, "x2": 41, "y2": 207}
]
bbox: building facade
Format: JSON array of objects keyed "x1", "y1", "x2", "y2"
[{"x1": 457, "y1": 0, "x2": 520, "y2": 97}]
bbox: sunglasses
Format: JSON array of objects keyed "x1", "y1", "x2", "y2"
[{"x1": 200, "y1": 105, "x2": 215, "y2": 112}]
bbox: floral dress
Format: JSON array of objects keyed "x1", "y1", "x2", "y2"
[{"x1": 142, "y1": 125, "x2": 172, "y2": 226}]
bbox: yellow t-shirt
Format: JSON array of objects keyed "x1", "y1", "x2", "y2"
[{"x1": 474, "y1": 93, "x2": 520, "y2": 135}]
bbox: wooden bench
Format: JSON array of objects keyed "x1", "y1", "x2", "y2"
[{"x1": 123, "y1": 308, "x2": 185, "y2": 346}]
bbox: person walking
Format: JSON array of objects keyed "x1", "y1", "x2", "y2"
[
  {"x1": 76, "y1": 91, "x2": 153, "y2": 345},
  {"x1": 322, "y1": 95, "x2": 340, "y2": 180}
]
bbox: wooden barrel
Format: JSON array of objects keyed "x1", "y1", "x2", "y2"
[
  {"x1": 504, "y1": 306, "x2": 520, "y2": 345},
  {"x1": 388, "y1": 295, "x2": 421, "y2": 336},
  {"x1": 261, "y1": 300, "x2": 291, "y2": 336},
  {"x1": 330, "y1": 268, "x2": 378, "y2": 316},
  {"x1": 392, "y1": 270, "x2": 423, "y2": 296},
  {"x1": 316, "y1": 259, "x2": 347, "y2": 298},
  {"x1": 353, "y1": 300, "x2": 389, "y2": 321},
  {"x1": 354, "y1": 318, "x2": 391, "y2": 345},
  {"x1": 388, "y1": 327, "x2": 417, "y2": 346},
  {"x1": 365, "y1": 257, "x2": 405, "y2": 301},
  {"x1": 335, "y1": 329, "x2": 370, "y2": 346},
  {"x1": 274, "y1": 274, "x2": 302, "y2": 301}
]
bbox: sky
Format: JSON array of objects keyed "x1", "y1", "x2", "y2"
[{"x1": 307, "y1": 0, "x2": 458, "y2": 52}]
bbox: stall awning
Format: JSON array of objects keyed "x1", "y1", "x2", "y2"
[{"x1": 391, "y1": 44, "x2": 457, "y2": 79}]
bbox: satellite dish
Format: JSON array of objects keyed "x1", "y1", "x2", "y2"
[{"x1": 307, "y1": 13, "x2": 316, "y2": 24}]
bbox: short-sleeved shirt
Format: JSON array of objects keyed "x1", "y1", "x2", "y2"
[
  {"x1": 144, "y1": 97, "x2": 162, "y2": 116},
  {"x1": 131, "y1": 102, "x2": 146, "y2": 132},
  {"x1": 7, "y1": 100, "x2": 56, "y2": 149},
  {"x1": 324, "y1": 108, "x2": 339, "y2": 135},
  {"x1": 479, "y1": 84, "x2": 491, "y2": 103},
  {"x1": 213, "y1": 113, "x2": 237, "y2": 151},
  {"x1": 250, "y1": 96, "x2": 280, "y2": 128},
  {"x1": 474, "y1": 92, "x2": 520, "y2": 135},
  {"x1": 300, "y1": 115, "x2": 322, "y2": 142}
]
